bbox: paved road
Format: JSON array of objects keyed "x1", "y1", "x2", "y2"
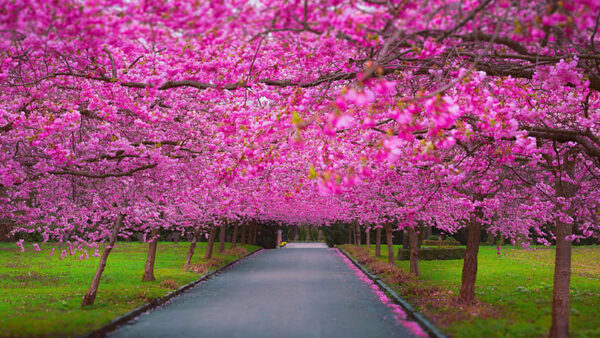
[{"x1": 111, "y1": 244, "x2": 421, "y2": 338}]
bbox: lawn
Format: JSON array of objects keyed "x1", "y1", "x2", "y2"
[
  {"x1": 0, "y1": 241, "x2": 259, "y2": 336},
  {"x1": 342, "y1": 244, "x2": 600, "y2": 338}
]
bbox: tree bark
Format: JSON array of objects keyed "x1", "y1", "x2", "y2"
[
  {"x1": 459, "y1": 207, "x2": 482, "y2": 303},
  {"x1": 375, "y1": 227, "x2": 381, "y2": 257},
  {"x1": 142, "y1": 228, "x2": 160, "y2": 282},
  {"x1": 218, "y1": 223, "x2": 226, "y2": 253},
  {"x1": 204, "y1": 226, "x2": 217, "y2": 259},
  {"x1": 402, "y1": 230, "x2": 409, "y2": 249},
  {"x1": 348, "y1": 224, "x2": 352, "y2": 244},
  {"x1": 231, "y1": 222, "x2": 239, "y2": 248},
  {"x1": 250, "y1": 223, "x2": 258, "y2": 245},
  {"x1": 385, "y1": 223, "x2": 394, "y2": 264},
  {"x1": 82, "y1": 214, "x2": 123, "y2": 307},
  {"x1": 254, "y1": 223, "x2": 259, "y2": 244},
  {"x1": 240, "y1": 223, "x2": 247, "y2": 244},
  {"x1": 549, "y1": 219, "x2": 573, "y2": 337},
  {"x1": 183, "y1": 227, "x2": 201, "y2": 270},
  {"x1": 355, "y1": 224, "x2": 361, "y2": 247},
  {"x1": 365, "y1": 227, "x2": 371, "y2": 249},
  {"x1": 408, "y1": 226, "x2": 419, "y2": 276}
]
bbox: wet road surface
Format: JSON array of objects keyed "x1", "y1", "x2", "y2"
[{"x1": 111, "y1": 243, "x2": 421, "y2": 338}]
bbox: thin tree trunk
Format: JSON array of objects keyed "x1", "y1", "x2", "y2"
[
  {"x1": 348, "y1": 224, "x2": 352, "y2": 244},
  {"x1": 248, "y1": 223, "x2": 254, "y2": 245},
  {"x1": 183, "y1": 227, "x2": 201, "y2": 270},
  {"x1": 385, "y1": 223, "x2": 394, "y2": 264},
  {"x1": 240, "y1": 223, "x2": 247, "y2": 244},
  {"x1": 355, "y1": 224, "x2": 361, "y2": 247},
  {"x1": 231, "y1": 222, "x2": 239, "y2": 249},
  {"x1": 204, "y1": 226, "x2": 217, "y2": 259},
  {"x1": 375, "y1": 227, "x2": 381, "y2": 257},
  {"x1": 218, "y1": 223, "x2": 226, "y2": 253},
  {"x1": 365, "y1": 228, "x2": 371, "y2": 249},
  {"x1": 142, "y1": 228, "x2": 160, "y2": 281},
  {"x1": 402, "y1": 230, "x2": 409, "y2": 249},
  {"x1": 459, "y1": 208, "x2": 482, "y2": 303},
  {"x1": 82, "y1": 214, "x2": 123, "y2": 307},
  {"x1": 253, "y1": 223, "x2": 259, "y2": 245},
  {"x1": 408, "y1": 226, "x2": 419, "y2": 276},
  {"x1": 549, "y1": 219, "x2": 573, "y2": 338},
  {"x1": 250, "y1": 223, "x2": 257, "y2": 245}
]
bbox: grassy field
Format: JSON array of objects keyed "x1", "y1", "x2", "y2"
[
  {"x1": 0, "y1": 241, "x2": 259, "y2": 336},
  {"x1": 342, "y1": 244, "x2": 600, "y2": 338}
]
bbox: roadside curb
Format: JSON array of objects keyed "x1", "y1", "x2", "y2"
[
  {"x1": 85, "y1": 248, "x2": 264, "y2": 338},
  {"x1": 338, "y1": 248, "x2": 446, "y2": 338}
]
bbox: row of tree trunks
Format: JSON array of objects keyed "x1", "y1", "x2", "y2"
[
  {"x1": 247, "y1": 223, "x2": 257, "y2": 245},
  {"x1": 82, "y1": 214, "x2": 124, "y2": 307},
  {"x1": 84, "y1": 219, "x2": 258, "y2": 307}
]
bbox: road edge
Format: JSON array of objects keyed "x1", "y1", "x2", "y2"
[
  {"x1": 337, "y1": 247, "x2": 446, "y2": 338},
  {"x1": 84, "y1": 248, "x2": 264, "y2": 338}
]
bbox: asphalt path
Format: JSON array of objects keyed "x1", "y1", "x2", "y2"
[{"x1": 111, "y1": 243, "x2": 421, "y2": 338}]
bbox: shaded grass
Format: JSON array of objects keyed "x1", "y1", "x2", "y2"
[
  {"x1": 0, "y1": 241, "x2": 259, "y2": 337},
  {"x1": 342, "y1": 244, "x2": 600, "y2": 337}
]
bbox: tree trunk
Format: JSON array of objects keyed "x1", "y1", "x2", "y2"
[
  {"x1": 549, "y1": 219, "x2": 573, "y2": 338},
  {"x1": 250, "y1": 223, "x2": 258, "y2": 245},
  {"x1": 218, "y1": 223, "x2": 226, "y2": 253},
  {"x1": 365, "y1": 228, "x2": 371, "y2": 249},
  {"x1": 402, "y1": 230, "x2": 409, "y2": 249},
  {"x1": 355, "y1": 224, "x2": 361, "y2": 247},
  {"x1": 231, "y1": 222, "x2": 239, "y2": 248},
  {"x1": 240, "y1": 223, "x2": 247, "y2": 244},
  {"x1": 254, "y1": 223, "x2": 259, "y2": 244},
  {"x1": 408, "y1": 226, "x2": 419, "y2": 276},
  {"x1": 248, "y1": 223, "x2": 254, "y2": 245},
  {"x1": 348, "y1": 224, "x2": 352, "y2": 244},
  {"x1": 82, "y1": 214, "x2": 123, "y2": 307},
  {"x1": 183, "y1": 227, "x2": 201, "y2": 270},
  {"x1": 459, "y1": 208, "x2": 482, "y2": 303},
  {"x1": 375, "y1": 227, "x2": 381, "y2": 257},
  {"x1": 142, "y1": 228, "x2": 160, "y2": 282},
  {"x1": 204, "y1": 226, "x2": 217, "y2": 259},
  {"x1": 385, "y1": 223, "x2": 394, "y2": 264}
]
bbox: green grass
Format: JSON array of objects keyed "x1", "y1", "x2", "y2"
[
  {"x1": 351, "y1": 244, "x2": 600, "y2": 337},
  {"x1": 0, "y1": 241, "x2": 259, "y2": 336}
]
